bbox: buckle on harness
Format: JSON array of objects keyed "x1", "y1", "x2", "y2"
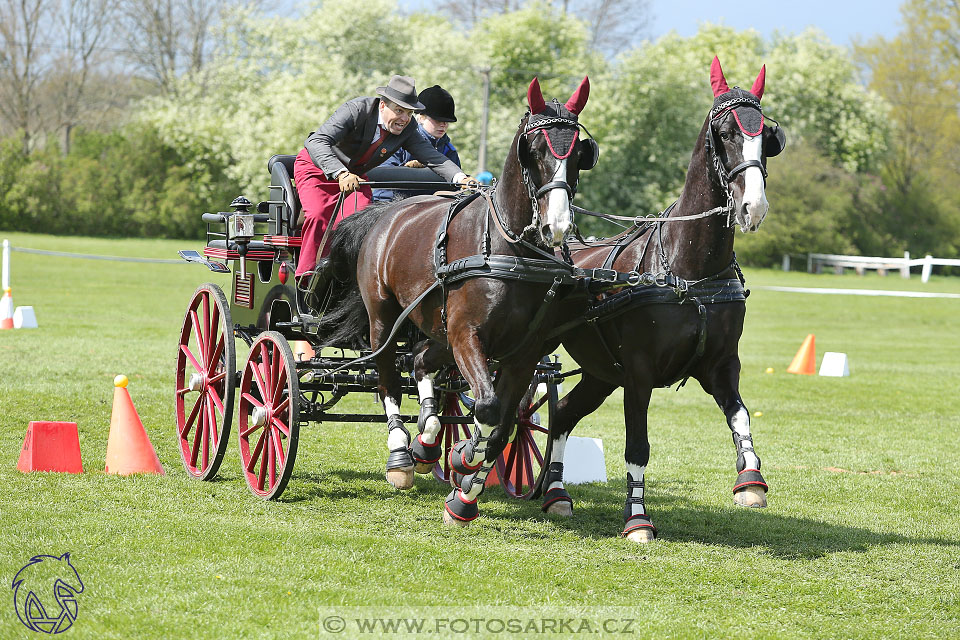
[{"x1": 593, "y1": 268, "x2": 618, "y2": 283}]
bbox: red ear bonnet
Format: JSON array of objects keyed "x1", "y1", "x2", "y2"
[
  {"x1": 527, "y1": 77, "x2": 546, "y2": 114},
  {"x1": 564, "y1": 76, "x2": 590, "y2": 115},
  {"x1": 710, "y1": 56, "x2": 730, "y2": 97},
  {"x1": 750, "y1": 65, "x2": 766, "y2": 101}
]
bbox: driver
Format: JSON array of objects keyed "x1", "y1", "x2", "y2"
[{"x1": 294, "y1": 75, "x2": 476, "y2": 294}]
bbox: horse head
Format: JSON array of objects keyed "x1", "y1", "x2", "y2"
[
  {"x1": 517, "y1": 76, "x2": 598, "y2": 246},
  {"x1": 706, "y1": 56, "x2": 786, "y2": 232}
]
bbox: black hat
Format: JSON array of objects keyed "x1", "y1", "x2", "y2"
[
  {"x1": 376, "y1": 75, "x2": 425, "y2": 111},
  {"x1": 417, "y1": 85, "x2": 457, "y2": 122}
]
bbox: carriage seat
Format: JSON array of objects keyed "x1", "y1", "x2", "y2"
[{"x1": 267, "y1": 154, "x2": 302, "y2": 233}]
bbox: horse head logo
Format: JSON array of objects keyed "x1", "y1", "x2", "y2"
[{"x1": 12, "y1": 553, "x2": 84, "y2": 634}]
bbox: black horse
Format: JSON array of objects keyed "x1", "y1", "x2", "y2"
[
  {"x1": 319, "y1": 77, "x2": 599, "y2": 524},
  {"x1": 539, "y1": 57, "x2": 786, "y2": 542}
]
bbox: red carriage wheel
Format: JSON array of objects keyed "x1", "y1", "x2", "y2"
[
  {"x1": 495, "y1": 360, "x2": 557, "y2": 499},
  {"x1": 432, "y1": 390, "x2": 474, "y2": 484},
  {"x1": 175, "y1": 283, "x2": 236, "y2": 480},
  {"x1": 237, "y1": 331, "x2": 300, "y2": 499}
]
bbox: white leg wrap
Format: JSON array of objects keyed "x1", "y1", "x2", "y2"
[
  {"x1": 384, "y1": 397, "x2": 408, "y2": 450},
  {"x1": 548, "y1": 434, "x2": 568, "y2": 492},
  {"x1": 468, "y1": 419, "x2": 494, "y2": 467},
  {"x1": 462, "y1": 466, "x2": 491, "y2": 500},
  {"x1": 417, "y1": 374, "x2": 441, "y2": 445},
  {"x1": 731, "y1": 408, "x2": 760, "y2": 469},
  {"x1": 626, "y1": 463, "x2": 647, "y2": 518}
]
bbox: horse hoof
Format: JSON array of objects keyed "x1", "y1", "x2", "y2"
[
  {"x1": 442, "y1": 509, "x2": 472, "y2": 527},
  {"x1": 414, "y1": 462, "x2": 434, "y2": 475},
  {"x1": 545, "y1": 501, "x2": 573, "y2": 517},
  {"x1": 385, "y1": 466, "x2": 415, "y2": 490},
  {"x1": 734, "y1": 485, "x2": 767, "y2": 508},
  {"x1": 625, "y1": 528, "x2": 656, "y2": 544}
]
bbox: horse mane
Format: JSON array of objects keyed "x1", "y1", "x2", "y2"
[{"x1": 314, "y1": 202, "x2": 394, "y2": 349}]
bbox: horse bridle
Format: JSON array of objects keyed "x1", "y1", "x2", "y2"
[
  {"x1": 704, "y1": 95, "x2": 770, "y2": 228},
  {"x1": 515, "y1": 108, "x2": 597, "y2": 245}
]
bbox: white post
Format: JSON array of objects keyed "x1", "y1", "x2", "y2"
[
  {"x1": 921, "y1": 255, "x2": 933, "y2": 283},
  {"x1": 901, "y1": 251, "x2": 910, "y2": 279},
  {"x1": 782, "y1": 254, "x2": 790, "y2": 272},
  {"x1": 2, "y1": 239, "x2": 9, "y2": 291}
]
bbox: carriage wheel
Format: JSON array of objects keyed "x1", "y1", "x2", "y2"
[
  {"x1": 175, "y1": 283, "x2": 236, "y2": 480},
  {"x1": 237, "y1": 331, "x2": 300, "y2": 500},
  {"x1": 432, "y1": 390, "x2": 474, "y2": 484},
  {"x1": 495, "y1": 361, "x2": 557, "y2": 499}
]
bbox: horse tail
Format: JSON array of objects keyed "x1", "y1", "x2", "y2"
[{"x1": 314, "y1": 202, "x2": 391, "y2": 348}]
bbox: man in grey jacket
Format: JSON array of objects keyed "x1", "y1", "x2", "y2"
[{"x1": 293, "y1": 75, "x2": 474, "y2": 292}]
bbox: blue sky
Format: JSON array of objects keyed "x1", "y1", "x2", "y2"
[
  {"x1": 399, "y1": 1, "x2": 906, "y2": 46},
  {"x1": 646, "y1": 0, "x2": 904, "y2": 45}
]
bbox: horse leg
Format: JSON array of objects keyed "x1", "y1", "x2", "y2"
[
  {"x1": 444, "y1": 356, "x2": 540, "y2": 526},
  {"x1": 621, "y1": 381, "x2": 657, "y2": 543},
  {"x1": 368, "y1": 300, "x2": 415, "y2": 490},
  {"x1": 411, "y1": 340, "x2": 452, "y2": 474},
  {"x1": 541, "y1": 372, "x2": 616, "y2": 517},
  {"x1": 707, "y1": 356, "x2": 768, "y2": 508}
]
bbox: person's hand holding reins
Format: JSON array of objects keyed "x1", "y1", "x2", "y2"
[
  {"x1": 457, "y1": 175, "x2": 480, "y2": 189},
  {"x1": 338, "y1": 171, "x2": 361, "y2": 193},
  {"x1": 404, "y1": 160, "x2": 425, "y2": 168}
]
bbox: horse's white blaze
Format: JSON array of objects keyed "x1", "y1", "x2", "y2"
[
  {"x1": 544, "y1": 158, "x2": 572, "y2": 245},
  {"x1": 384, "y1": 397, "x2": 408, "y2": 450},
  {"x1": 626, "y1": 463, "x2": 647, "y2": 517},
  {"x1": 547, "y1": 434, "x2": 568, "y2": 491},
  {"x1": 417, "y1": 374, "x2": 441, "y2": 444},
  {"x1": 739, "y1": 134, "x2": 768, "y2": 232},
  {"x1": 731, "y1": 408, "x2": 760, "y2": 469}
]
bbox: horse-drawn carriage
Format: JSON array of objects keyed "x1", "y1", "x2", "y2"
[
  {"x1": 175, "y1": 159, "x2": 560, "y2": 500},
  {"x1": 175, "y1": 61, "x2": 784, "y2": 539}
]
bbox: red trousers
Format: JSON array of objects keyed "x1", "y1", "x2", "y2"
[{"x1": 293, "y1": 147, "x2": 372, "y2": 277}]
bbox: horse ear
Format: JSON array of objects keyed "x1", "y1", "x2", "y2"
[
  {"x1": 565, "y1": 76, "x2": 590, "y2": 115},
  {"x1": 527, "y1": 77, "x2": 546, "y2": 114},
  {"x1": 751, "y1": 64, "x2": 766, "y2": 101},
  {"x1": 710, "y1": 56, "x2": 730, "y2": 97}
]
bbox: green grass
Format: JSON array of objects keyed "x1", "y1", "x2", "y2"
[{"x1": 2, "y1": 231, "x2": 960, "y2": 639}]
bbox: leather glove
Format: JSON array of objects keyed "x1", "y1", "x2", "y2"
[
  {"x1": 404, "y1": 160, "x2": 425, "y2": 168},
  {"x1": 338, "y1": 172, "x2": 360, "y2": 193}
]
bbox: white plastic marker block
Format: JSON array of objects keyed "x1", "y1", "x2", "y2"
[
  {"x1": 819, "y1": 352, "x2": 850, "y2": 377},
  {"x1": 563, "y1": 436, "x2": 607, "y2": 485},
  {"x1": 13, "y1": 306, "x2": 37, "y2": 328}
]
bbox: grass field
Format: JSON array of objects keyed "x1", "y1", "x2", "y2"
[{"x1": 2, "y1": 231, "x2": 959, "y2": 639}]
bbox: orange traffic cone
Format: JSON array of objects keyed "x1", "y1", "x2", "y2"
[
  {"x1": 787, "y1": 334, "x2": 816, "y2": 375},
  {"x1": 0, "y1": 287, "x2": 13, "y2": 330},
  {"x1": 104, "y1": 375, "x2": 164, "y2": 475}
]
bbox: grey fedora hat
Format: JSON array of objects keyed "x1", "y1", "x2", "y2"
[{"x1": 376, "y1": 75, "x2": 425, "y2": 111}]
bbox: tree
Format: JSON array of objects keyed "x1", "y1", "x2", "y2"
[
  {"x1": 856, "y1": 0, "x2": 960, "y2": 257},
  {"x1": 0, "y1": 0, "x2": 50, "y2": 152},
  {"x1": 116, "y1": 0, "x2": 229, "y2": 96}
]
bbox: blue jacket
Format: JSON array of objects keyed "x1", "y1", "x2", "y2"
[{"x1": 372, "y1": 123, "x2": 461, "y2": 201}]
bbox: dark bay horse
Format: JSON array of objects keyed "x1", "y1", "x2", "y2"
[
  {"x1": 320, "y1": 77, "x2": 599, "y2": 524},
  {"x1": 539, "y1": 57, "x2": 786, "y2": 542}
]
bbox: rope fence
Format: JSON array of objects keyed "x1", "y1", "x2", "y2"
[{"x1": 8, "y1": 245, "x2": 185, "y2": 264}]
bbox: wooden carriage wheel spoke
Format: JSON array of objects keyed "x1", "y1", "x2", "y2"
[
  {"x1": 249, "y1": 359, "x2": 267, "y2": 399},
  {"x1": 181, "y1": 394, "x2": 204, "y2": 439},
  {"x1": 270, "y1": 430, "x2": 284, "y2": 471},
  {"x1": 257, "y1": 434, "x2": 270, "y2": 491},
  {"x1": 208, "y1": 386, "x2": 224, "y2": 416},
  {"x1": 180, "y1": 344, "x2": 203, "y2": 376},
  {"x1": 247, "y1": 430, "x2": 267, "y2": 474},
  {"x1": 208, "y1": 334, "x2": 225, "y2": 377},
  {"x1": 190, "y1": 396, "x2": 206, "y2": 466},
  {"x1": 191, "y1": 308, "x2": 206, "y2": 369},
  {"x1": 524, "y1": 429, "x2": 545, "y2": 466},
  {"x1": 268, "y1": 438, "x2": 277, "y2": 489},
  {"x1": 271, "y1": 417, "x2": 290, "y2": 437},
  {"x1": 205, "y1": 396, "x2": 219, "y2": 449}
]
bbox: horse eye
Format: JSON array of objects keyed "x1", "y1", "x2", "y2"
[{"x1": 719, "y1": 131, "x2": 730, "y2": 141}]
